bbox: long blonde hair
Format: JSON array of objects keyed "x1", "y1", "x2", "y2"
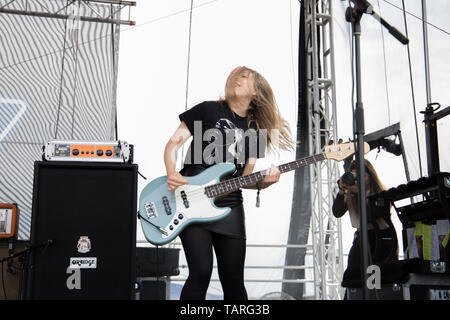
[{"x1": 225, "y1": 66, "x2": 295, "y2": 153}]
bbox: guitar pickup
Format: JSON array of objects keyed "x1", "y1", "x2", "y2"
[
  {"x1": 180, "y1": 190, "x2": 190, "y2": 208},
  {"x1": 162, "y1": 196, "x2": 172, "y2": 215}
]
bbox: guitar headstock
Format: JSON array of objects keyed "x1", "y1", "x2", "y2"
[{"x1": 324, "y1": 141, "x2": 370, "y2": 161}]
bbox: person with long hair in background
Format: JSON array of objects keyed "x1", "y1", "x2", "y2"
[{"x1": 333, "y1": 159, "x2": 399, "y2": 298}]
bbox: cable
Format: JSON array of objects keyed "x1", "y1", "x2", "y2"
[
  {"x1": 401, "y1": 0, "x2": 423, "y2": 178},
  {"x1": 376, "y1": 0, "x2": 391, "y2": 126},
  {"x1": 54, "y1": 3, "x2": 70, "y2": 139},
  {"x1": 111, "y1": 4, "x2": 119, "y2": 141},
  {"x1": 1, "y1": 260, "x2": 6, "y2": 300},
  {"x1": 127, "y1": 0, "x2": 220, "y2": 30},
  {"x1": 382, "y1": 0, "x2": 450, "y2": 36},
  {"x1": 184, "y1": 0, "x2": 194, "y2": 113},
  {"x1": 347, "y1": 1, "x2": 356, "y2": 141},
  {"x1": 70, "y1": 2, "x2": 81, "y2": 140},
  {"x1": 138, "y1": 211, "x2": 168, "y2": 236},
  {"x1": 180, "y1": 0, "x2": 195, "y2": 169},
  {"x1": 0, "y1": 0, "x2": 222, "y2": 72},
  {"x1": 1, "y1": 0, "x2": 447, "y2": 75}
]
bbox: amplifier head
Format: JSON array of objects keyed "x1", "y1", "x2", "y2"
[{"x1": 43, "y1": 140, "x2": 133, "y2": 163}]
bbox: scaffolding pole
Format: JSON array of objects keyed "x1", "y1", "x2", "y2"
[
  {"x1": 0, "y1": 0, "x2": 136, "y2": 25},
  {"x1": 304, "y1": 0, "x2": 344, "y2": 300}
]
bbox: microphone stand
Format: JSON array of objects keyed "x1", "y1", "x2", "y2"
[
  {"x1": 344, "y1": 0, "x2": 408, "y2": 300},
  {"x1": 0, "y1": 241, "x2": 52, "y2": 264},
  {"x1": 0, "y1": 240, "x2": 53, "y2": 300}
]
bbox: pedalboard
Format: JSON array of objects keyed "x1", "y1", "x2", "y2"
[{"x1": 43, "y1": 140, "x2": 133, "y2": 163}]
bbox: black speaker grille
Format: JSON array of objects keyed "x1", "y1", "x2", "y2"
[{"x1": 27, "y1": 161, "x2": 137, "y2": 299}]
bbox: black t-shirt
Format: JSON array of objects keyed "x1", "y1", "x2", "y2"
[
  {"x1": 179, "y1": 100, "x2": 265, "y2": 175},
  {"x1": 178, "y1": 100, "x2": 266, "y2": 238}
]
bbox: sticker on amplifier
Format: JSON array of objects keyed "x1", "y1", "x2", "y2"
[
  {"x1": 70, "y1": 257, "x2": 97, "y2": 269},
  {"x1": 77, "y1": 236, "x2": 91, "y2": 253}
]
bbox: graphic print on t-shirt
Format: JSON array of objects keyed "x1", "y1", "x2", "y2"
[
  {"x1": 179, "y1": 101, "x2": 265, "y2": 177},
  {"x1": 204, "y1": 118, "x2": 245, "y2": 166}
]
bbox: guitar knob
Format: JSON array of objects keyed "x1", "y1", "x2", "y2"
[{"x1": 178, "y1": 214, "x2": 183, "y2": 220}]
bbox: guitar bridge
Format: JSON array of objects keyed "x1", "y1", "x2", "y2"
[{"x1": 144, "y1": 202, "x2": 157, "y2": 219}]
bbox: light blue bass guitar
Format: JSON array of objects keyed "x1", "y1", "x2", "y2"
[{"x1": 138, "y1": 142, "x2": 369, "y2": 245}]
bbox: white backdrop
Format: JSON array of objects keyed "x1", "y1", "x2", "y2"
[{"x1": 116, "y1": 0, "x2": 450, "y2": 298}]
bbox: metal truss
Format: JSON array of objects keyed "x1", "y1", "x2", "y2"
[
  {"x1": 304, "y1": 0, "x2": 344, "y2": 300},
  {"x1": 0, "y1": 0, "x2": 136, "y2": 25}
]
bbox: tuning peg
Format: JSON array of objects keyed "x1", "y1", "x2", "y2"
[
  {"x1": 328, "y1": 140, "x2": 334, "y2": 145},
  {"x1": 338, "y1": 138, "x2": 343, "y2": 144}
]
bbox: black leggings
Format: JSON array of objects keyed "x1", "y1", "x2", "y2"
[{"x1": 179, "y1": 224, "x2": 248, "y2": 300}]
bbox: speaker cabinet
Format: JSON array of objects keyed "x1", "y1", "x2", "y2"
[
  {"x1": 136, "y1": 278, "x2": 170, "y2": 300},
  {"x1": 26, "y1": 161, "x2": 138, "y2": 299}
]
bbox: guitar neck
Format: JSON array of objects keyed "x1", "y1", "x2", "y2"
[{"x1": 205, "y1": 153, "x2": 327, "y2": 198}]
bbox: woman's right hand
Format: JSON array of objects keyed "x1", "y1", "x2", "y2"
[
  {"x1": 166, "y1": 171, "x2": 188, "y2": 191},
  {"x1": 339, "y1": 177, "x2": 358, "y2": 194}
]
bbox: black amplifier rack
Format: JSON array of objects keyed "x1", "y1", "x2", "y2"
[{"x1": 369, "y1": 172, "x2": 450, "y2": 225}]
